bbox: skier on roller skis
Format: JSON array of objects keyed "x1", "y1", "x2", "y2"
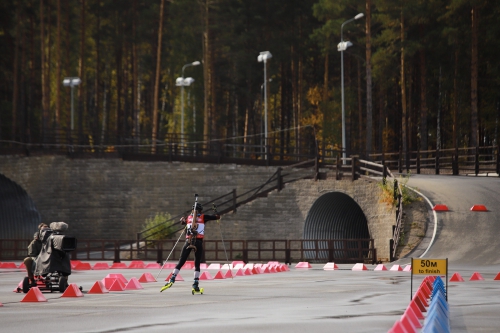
[{"x1": 161, "y1": 202, "x2": 220, "y2": 293}]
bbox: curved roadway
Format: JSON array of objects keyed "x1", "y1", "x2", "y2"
[{"x1": 405, "y1": 174, "x2": 500, "y2": 266}]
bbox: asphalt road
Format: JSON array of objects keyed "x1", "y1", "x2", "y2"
[
  {"x1": 405, "y1": 174, "x2": 500, "y2": 265},
  {"x1": 1, "y1": 174, "x2": 500, "y2": 333}
]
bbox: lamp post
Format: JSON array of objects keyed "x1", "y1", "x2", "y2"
[
  {"x1": 339, "y1": 13, "x2": 364, "y2": 164},
  {"x1": 176, "y1": 76, "x2": 195, "y2": 148},
  {"x1": 62, "y1": 77, "x2": 81, "y2": 134},
  {"x1": 257, "y1": 51, "x2": 272, "y2": 160},
  {"x1": 177, "y1": 61, "x2": 200, "y2": 145}
]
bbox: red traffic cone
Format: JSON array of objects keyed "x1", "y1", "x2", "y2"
[
  {"x1": 21, "y1": 287, "x2": 47, "y2": 302},
  {"x1": 88, "y1": 281, "x2": 109, "y2": 294},
  {"x1": 139, "y1": 272, "x2": 157, "y2": 283},
  {"x1": 450, "y1": 272, "x2": 464, "y2": 282},
  {"x1": 61, "y1": 283, "x2": 84, "y2": 297}
]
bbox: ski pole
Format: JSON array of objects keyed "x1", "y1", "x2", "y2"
[
  {"x1": 214, "y1": 204, "x2": 232, "y2": 279},
  {"x1": 156, "y1": 227, "x2": 185, "y2": 280}
]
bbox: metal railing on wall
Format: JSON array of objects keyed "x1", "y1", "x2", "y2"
[{"x1": 136, "y1": 159, "x2": 317, "y2": 244}]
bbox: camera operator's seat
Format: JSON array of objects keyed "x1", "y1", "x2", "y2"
[{"x1": 35, "y1": 222, "x2": 76, "y2": 277}]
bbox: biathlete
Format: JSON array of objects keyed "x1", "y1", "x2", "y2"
[{"x1": 161, "y1": 203, "x2": 220, "y2": 292}]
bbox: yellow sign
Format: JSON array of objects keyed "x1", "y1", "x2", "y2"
[{"x1": 412, "y1": 258, "x2": 447, "y2": 275}]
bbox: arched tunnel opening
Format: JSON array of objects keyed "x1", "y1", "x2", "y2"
[
  {"x1": 0, "y1": 174, "x2": 41, "y2": 239},
  {"x1": 303, "y1": 191, "x2": 370, "y2": 261}
]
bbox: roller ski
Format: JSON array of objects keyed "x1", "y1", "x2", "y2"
[
  {"x1": 160, "y1": 275, "x2": 176, "y2": 292},
  {"x1": 191, "y1": 278, "x2": 204, "y2": 295}
]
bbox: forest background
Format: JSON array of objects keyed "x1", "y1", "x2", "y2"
[{"x1": 1, "y1": 0, "x2": 499, "y2": 158}]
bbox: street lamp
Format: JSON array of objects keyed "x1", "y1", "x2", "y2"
[
  {"x1": 177, "y1": 60, "x2": 200, "y2": 145},
  {"x1": 258, "y1": 51, "x2": 272, "y2": 160},
  {"x1": 62, "y1": 77, "x2": 81, "y2": 133},
  {"x1": 338, "y1": 13, "x2": 364, "y2": 164},
  {"x1": 176, "y1": 76, "x2": 195, "y2": 147}
]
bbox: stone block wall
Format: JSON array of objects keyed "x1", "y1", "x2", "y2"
[{"x1": 0, "y1": 155, "x2": 395, "y2": 260}]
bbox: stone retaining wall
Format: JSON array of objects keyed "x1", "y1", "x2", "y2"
[{"x1": 0, "y1": 155, "x2": 394, "y2": 260}]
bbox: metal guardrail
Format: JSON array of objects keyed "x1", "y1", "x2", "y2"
[
  {"x1": 390, "y1": 180, "x2": 404, "y2": 261},
  {"x1": 0, "y1": 238, "x2": 376, "y2": 265}
]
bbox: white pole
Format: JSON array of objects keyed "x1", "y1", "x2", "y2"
[
  {"x1": 71, "y1": 85, "x2": 74, "y2": 131},
  {"x1": 264, "y1": 60, "x2": 268, "y2": 160},
  {"x1": 341, "y1": 26, "x2": 346, "y2": 165},
  {"x1": 181, "y1": 68, "x2": 185, "y2": 149}
]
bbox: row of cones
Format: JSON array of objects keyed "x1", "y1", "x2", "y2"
[
  {"x1": 389, "y1": 276, "x2": 441, "y2": 333},
  {"x1": 322, "y1": 262, "x2": 412, "y2": 271},
  {"x1": 433, "y1": 204, "x2": 488, "y2": 211},
  {"x1": 167, "y1": 263, "x2": 290, "y2": 281},
  {"x1": 449, "y1": 271, "x2": 500, "y2": 281},
  {"x1": 15, "y1": 264, "x2": 289, "y2": 303},
  {"x1": 17, "y1": 272, "x2": 158, "y2": 302},
  {"x1": 20, "y1": 284, "x2": 84, "y2": 302},
  {"x1": 71, "y1": 260, "x2": 162, "y2": 270},
  {"x1": 2, "y1": 260, "x2": 280, "y2": 271}
]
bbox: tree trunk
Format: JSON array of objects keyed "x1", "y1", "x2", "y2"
[
  {"x1": 78, "y1": 0, "x2": 86, "y2": 145},
  {"x1": 470, "y1": 5, "x2": 479, "y2": 147},
  {"x1": 419, "y1": 24, "x2": 428, "y2": 151},
  {"x1": 95, "y1": 3, "x2": 101, "y2": 144},
  {"x1": 132, "y1": 0, "x2": 139, "y2": 142},
  {"x1": 12, "y1": 5, "x2": 21, "y2": 141},
  {"x1": 357, "y1": 59, "x2": 363, "y2": 153},
  {"x1": 453, "y1": 46, "x2": 459, "y2": 152},
  {"x1": 152, "y1": 0, "x2": 165, "y2": 154},
  {"x1": 55, "y1": 0, "x2": 61, "y2": 140},
  {"x1": 400, "y1": 9, "x2": 407, "y2": 159},
  {"x1": 40, "y1": 0, "x2": 49, "y2": 141},
  {"x1": 65, "y1": 0, "x2": 71, "y2": 141},
  {"x1": 365, "y1": 0, "x2": 373, "y2": 158},
  {"x1": 322, "y1": 50, "x2": 328, "y2": 143},
  {"x1": 437, "y1": 66, "x2": 442, "y2": 150},
  {"x1": 202, "y1": 0, "x2": 211, "y2": 147}
]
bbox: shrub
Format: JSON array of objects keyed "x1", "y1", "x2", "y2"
[
  {"x1": 378, "y1": 174, "x2": 416, "y2": 207},
  {"x1": 142, "y1": 212, "x2": 176, "y2": 241}
]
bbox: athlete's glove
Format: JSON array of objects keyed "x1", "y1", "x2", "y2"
[{"x1": 180, "y1": 216, "x2": 186, "y2": 225}]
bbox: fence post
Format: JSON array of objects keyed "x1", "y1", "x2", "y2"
[
  {"x1": 156, "y1": 244, "x2": 163, "y2": 264},
  {"x1": 328, "y1": 240, "x2": 334, "y2": 262},
  {"x1": 285, "y1": 240, "x2": 291, "y2": 265},
  {"x1": 452, "y1": 153, "x2": 459, "y2": 175},
  {"x1": 475, "y1": 146, "x2": 479, "y2": 176},
  {"x1": 336, "y1": 154, "x2": 340, "y2": 180},
  {"x1": 416, "y1": 148, "x2": 421, "y2": 174},
  {"x1": 351, "y1": 155, "x2": 357, "y2": 181},
  {"x1": 114, "y1": 242, "x2": 121, "y2": 263},
  {"x1": 435, "y1": 149, "x2": 440, "y2": 175},
  {"x1": 393, "y1": 179, "x2": 398, "y2": 201},
  {"x1": 277, "y1": 167, "x2": 283, "y2": 191},
  {"x1": 232, "y1": 188, "x2": 237, "y2": 213},
  {"x1": 398, "y1": 150, "x2": 402, "y2": 173},
  {"x1": 406, "y1": 149, "x2": 410, "y2": 173},
  {"x1": 266, "y1": 145, "x2": 271, "y2": 166},
  {"x1": 389, "y1": 239, "x2": 394, "y2": 262},
  {"x1": 382, "y1": 161, "x2": 387, "y2": 184},
  {"x1": 243, "y1": 240, "x2": 248, "y2": 263},
  {"x1": 315, "y1": 154, "x2": 320, "y2": 180},
  {"x1": 497, "y1": 146, "x2": 500, "y2": 176}
]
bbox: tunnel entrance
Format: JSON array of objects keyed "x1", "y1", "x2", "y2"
[
  {"x1": 0, "y1": 174, "x2": 41, "y2": 239},
  {"x1": 303, "y1": 191, "x2": 370, "y2": 261}
]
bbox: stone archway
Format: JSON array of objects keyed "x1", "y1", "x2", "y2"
[
  {"x1": 303, "y1": 191, "x2": 370, "y2": 260},
  {"x1": 0, "y1": 174, "x2": 41, "y2": 239}
]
